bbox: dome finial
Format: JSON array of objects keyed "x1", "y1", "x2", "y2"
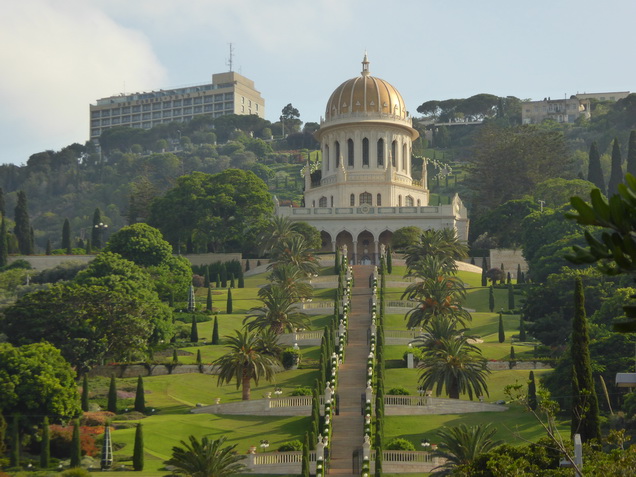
[{"x1": 362, "y1": 51, "x2": 370, "y2": 76}]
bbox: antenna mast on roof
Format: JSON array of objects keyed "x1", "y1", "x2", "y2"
[{"x1": 227, "y1": 43, "x2": 234, "y2": 72}]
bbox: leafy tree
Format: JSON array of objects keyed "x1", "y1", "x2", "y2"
[
  {"x1": 212, "y1": 315, "x2": 219, "y2": 344},
  {"x1": 391, "y1": 226, "x2": 422, "y2": 250},
  {"x1": 433, "y1": 423, "x2": 502, "y2": 474},
  {"x1": 14, "y1": 190, "x2": 32, "y2": 254},
  {"x1": 40, "y1": 416, "x2": 50, "y2": 468},
  {"x1": 213, "y1": 330, "x2": 279, "y2": 400},
  {"x1": 172, "y1": 349, "x2": 179, "y2": 364},
  {"x1": 418, "y1": 337, "x2": 489, "y2": 400},
  {"x1": 62, "y1": 218, "x2": 71, "y2": 254},
  {"x1": 107, "y1": 375, "x2": 117, "y2": 413},
  {"x1": 607, "y1": 137, "x2": 624, "y2": 196},
  {"x1": 0, "y1": 342, "x2": 80, "y2": 420},
  {"x1": 105, "y1": 223, "x2": 172, "y2": 267},
  {"x1": 587, "y1": 141, "x2": 605, "y2": 194},
  {"x1": 291, "y1": 221, "x2": 322, "y2": 250},
  {"x1": 134, "y1": 376, "x2": 145, "y2": 413},
  {"x1": 244, "y1": 284, "x2": 310, "y2": 334},
  {"x1": 70, "y1": 419, "x2": 81, "y2": 467},
  {"x1": 571, "y1": 277, "x2": 601, "y2": 442},
  {"x1": 498, "y1": 313, "x2": 505, "y2": 343},
  {"x1": 165, "y1": 435, "x2": 247, "y2": 477},
  {"x1": 133, "y1": 423, "x2": 144, "y2": 471},
  {"x1": 10, "y1": 415, "x2": 19, "y2": 467},
  {"x1": 81, "y1": 374, "x2": 89, "y2": 412}
]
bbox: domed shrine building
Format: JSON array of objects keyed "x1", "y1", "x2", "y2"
[{"x1": 276, "y1": 55, "x2": 469, "y2": 265}]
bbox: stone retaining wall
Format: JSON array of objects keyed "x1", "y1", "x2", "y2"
[{"x1": 87, "y1": 364, "x2": 220, "y2": 378}]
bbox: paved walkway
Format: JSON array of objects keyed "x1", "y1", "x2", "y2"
[{"x1": 329, "y1": 265, "x2": 374, "y2": 476}]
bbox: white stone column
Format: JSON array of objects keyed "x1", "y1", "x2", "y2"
[
  {"x1": 353, "y1": 241, "x2": 358, "y2": 265},
  {"x1": 331, "y1": 240, "x2": 336, "y2": 252},
  {"x1": 374, "y1": 240, "x2": 379, "y2": 265}
]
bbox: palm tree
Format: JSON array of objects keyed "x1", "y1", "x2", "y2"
[
  {"x1": 213, "y1": 330, "x2": 279, "y2": 400},
  {"x1": 432, "y1": 423, "x2": 501, "y2": 475},
  {"x1": 404, "y1": 228, "x2": 467, "y2": 276},
  {"x1": 260, "y1": 216, "x2": 298, "y2": 255},
  {"x1": 418, "y1": 336, "x2": 490, "y2": 400},
  {"x1": 256, "y1": 328, "x2": 285, "y2": 360},
  {"x1": 402, "y1": 259, "x2": 471, "y2": 329},
  {"x1": 410, "y1": 316, "x2": 475, "y2": 351},
  {"x1": 165, "y1": 435, "x2": 247, "y2": 477},
  {"x1": 269, "y1": 235, "x2": 319, "y2": 278},
  {"x1": 261, "y1": 263, "x2": 313, "y2": 301},
  {"x1": 245, "y1": 284, "x2": 310, "y2": 335}
]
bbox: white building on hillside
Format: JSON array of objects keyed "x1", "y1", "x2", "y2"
[{"x1": 276, "y1": 55, "x2": 469, "y2": 265}]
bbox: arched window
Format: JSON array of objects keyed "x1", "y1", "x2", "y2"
[
  {"x1": 391, "y1": 140, "x2": 397, "y2": 167},
  {"x1": 335, "y1": 141, "x2": 340, "y2": 167},
  {"x1": 347, "y1": 139, "x2": 354, "y2": 166},
  {"x1": 377, "y1": 138, "x2": 384, "y2": 166},
  {"x1": 398, "y1": 195, "x2": 402, "y2": 206},
  {"x1": 360, "y1": 192, "x2": 372, "y2": 205},
  {"x1": 402, "y1": 144, "x2": 407, "y2": 170},
  {"x1": 319, "y1": 196, "x2": 327, "y2": 207},
  {"x1": 405, "y1": 195, "x2": 414, "y2": 206},
  {"x1": 350, "y1": 193, "x2": 355, "y2": 206},
  {"x1": 362, "y1": 138, "x2": 369, "y2": 166},
  {"x1": 377, "y1": 193, "x2": 382, "y2": 206},
  {"x1": 325, "y1": 145, "x2": 330, "y2": 170}
]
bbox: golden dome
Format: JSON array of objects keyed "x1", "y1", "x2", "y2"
[{"x1": 324, "y1": 54, "x2": 408, "y2": 121}]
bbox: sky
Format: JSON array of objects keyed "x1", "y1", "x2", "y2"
[{"x1": 1, "y1": 0, "x2": 635, "y2": 165}]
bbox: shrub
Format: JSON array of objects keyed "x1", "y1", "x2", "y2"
[
  {"x1": 385, "y1": 438, "x2": 416, "y2": 451},
  {"x1": 290, "y1": 386, "x2": 312, "y2": 396},
  {"x1": 49, "y1": 425, "x2": 102, "y2": 458},
  {"x1": 282, "y1": 348, "x2": 302, "y2": 369},
  {"x1": 278, "y1": 440, "x2": 303, "y2": 451},
  {"x1": 387, "y1": 387, "x2": 410, "y2": 395},
  {"x1": 61, "y1": 469, "x2": 91, "y2": 477},
  {"x1": 80, "y1": 411, "x2": 115, "y2": 427}
]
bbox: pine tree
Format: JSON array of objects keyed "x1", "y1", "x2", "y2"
[
  {"x1": 70, "y1": 420, "x2": 81, "y2": 468},
  {"x1": 608, "y1": 137, "x2": 624, "y2": 196},
  {"x1": 62, "y1": 218, "x2": 72, "y2": 254},
  {"x1": 107, "y1": 375, "x2": 117, "y2": 413},
  {"x1": 498, "y1": 313, "x2": 505, "y2": 343},
  {"x1": 489, "y1": 285, "x2": 495, "y2": 312},
  {"x1": 212, "y1": 315, "x2": 219, "y2": 344},
  {"x1": 190, "y1": 315, "x2": 199, "y2": 342},
  {"x1": 519, "y1": 316, "x2": 527, "y2": 342},
  {"x1": 587, "y1": 141, "x2": 606, "y2": 194},
  {"x1": 14, "y1": 190, "x2": 32, "y2": 254},
  {"x1": 134, "y1": 376, "x2": 145, "y2": 413},
  {"x1": 81, "y1": 374, "x2": 89, "y2": 412},
  {"x1": 133, "y1": 423, "x2": 144, "y2": 471},
  {"x1": 10, "y1": 415, "x2": 19, "y2": 467},
  {"x1": 91, "y1": 208, "x2": 103, "y2": 248},
  {"x1": 204, "y1": 267, "x2": 210, "y2": 288},
  {"x1": 528, "y1": 371, "x2": 538, "y2": 411},
  {"x1": 206, "y1": 286, "x2": 213, "y2": 311},
  {"x1": 571, "y1": 277, "x2": 601, "y2": 442},
  {"x1": 628, "y1": 130, "x2": 636, "y2": 177},
  {"x1": 0, "y1": 216, "x2": 7, "y2": 267},
  {"x1": 40, "y1": 416, "x2": 50, "y2": 468},
  {"x1": 508, "y1": 284, "x2": 515, "y2": 310},
  {"x1": 226, "y1": 288, "x2": 233, "y2": 313}
]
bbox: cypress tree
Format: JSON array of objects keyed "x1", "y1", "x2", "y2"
[
  {"x1": 134, "y1": 376, "x2": 145, "y2": 413},
  {"x1": 0, "y1": 187, "x2": 5, "y2": 216},
  {"x1": 519, "y1": 316, "x2": 527, "y2": 342},
  {"x1": 206, "y1": 286, "x2": 213, "y2": 311},
  {"x1": 107, "y1": 375, "x2": 117, "y2": 413},
  {"x1": 470, "y1": 256, "x2": 475, "y2": 265},
  {"x1": 220, "y1": 263, "x2": 227, "y2": 288},
  {"x1": 508, "y1": 284, "x2": 514, "y2": 310},
  {"x1": 190, "y1": 315, "x2": 199, "y2": 342},
  {"x1": 133, "y1": 423, "x2": 144, "y2": 471},
  {"x1": 510, "y1": 345, "x2": 516, "y2": 360},
  {"x1": 516, "y1": 264, "x2": 522, "y2": 284},
  {"x1": 245, "y1": 259, "x2": 250, "y2": 271},
  {"x1": 10, "y1": 415, "x2": 19, "y2": 467},
  {"x1": 608, "y1": 137, "x2": 624, "y2": 196},
  {"x1": 571, "y1": 277, "x2": 601, "y2": 442},
  {"x1": 212, "y1": 315, "x2": 219, "y2": 344},
  {"x1": 498, "y1": 313, "x2": 505, "y2": 343},
  {"x1": 481, "y1": 257, "x2": 488, "y2": 287},
  {"x1": 528, "y1": 371, "x2": 538, "y2": 411},
  {"x1": 506, "y1": 272, "x2": 511, "y2": 284},
  {"x1": 215, "y1": 273, "x2": 221, "y2": 288},
  {"x1": 226, "y1": 288, "x2": 233, "y2": 313},
  {"x1": 489, "y1": 285, "x2": 495, "y2": 312},
  {"x1": 204, "y1": 267, "x2": 210, "y2": 288},
  {"x1": 30, "y1": 226, "x2": 35, "y2": 254},
  {"x1": 85, "y1": 238, "x2": 92, "y2": 254},
  {"x1": 14, "y1": 190, "x2": 32, "y2": 254},
  {"x1": 62, "y1": 218, "x2": 72, "y2": 254},
  {"x1": 374, "y1": 441, "x2": 383, "y2": 477},
  {"x1": 196, "y1": 349, "x2": 202, "y2": 365},
  {"x1": 627, "y1": 130, "x2": 636, "y2": 177},
  {"x1": 0, "y1": 216, "x2": 7, "y2": 267},
  {"x1": 238, "y1": 275, "x2": 245, "y2": 288},
  {"x1": 40, "y1": 416, "x2": 50, "y2": 468},
  {"x1": 230, "y1": 273, "x2": 235, "y2": 288},
  {"x1": 311, "y1": 385, "x2": 320, "y2": 446},
  {"x1": 45, "y1": 237, "x2": 52, "y2": 255},
  {"x1": 91, "y1": 208, "x2": 103, "y2": 248},
  {"x1": 301, "y1": 432, "x2": 310, "y2": 477},
  {"x1": 335, "y1": 248, "x2": 340, "y2": 275},
  {"x1": 81, "y1": 374, "x2": 89, "y2": 412},
  {"x1": 386, "y1": 247, "x2": 392, "y2": 274},
  {"x1": 587, "y1": 141, "x2": 605, "y2": 194},
  {"x1": 70, "y1": 420, "x2": 81, "y2": 468}
]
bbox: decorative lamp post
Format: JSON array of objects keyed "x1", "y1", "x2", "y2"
[{"x1": 260, "y1": 440, "x2": 270, "y2": 452}]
